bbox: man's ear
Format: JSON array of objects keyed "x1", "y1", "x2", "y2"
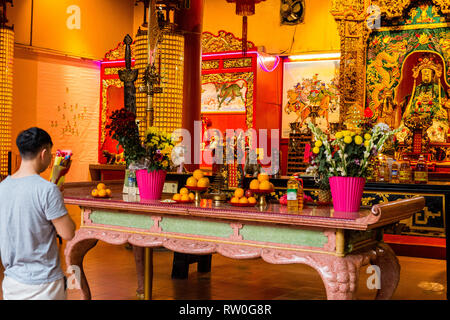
[{"x1": 40, "y1": 147, "x2": 48, "y2": 160}]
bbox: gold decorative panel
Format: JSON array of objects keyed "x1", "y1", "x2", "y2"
[
  {"x1": 223, "y1": 58, "x2": 253, "y2": 69},
  {"x1": 152, "y1": 31, "x2": 185, "y2": 134},
  {"x1": 134, "y1": 30, "x2": 149, "y2": 138},
  {"x1": 202, "y1": 60, "x2": 220, "y2": 70},
  {"x1": 331, "y1": 0, "x2": 371, "y2": 129},
  {"x1": 0, "y1": 27, "x2": 13, "y2": 176},
  {"x1": 202, "y1": 30, "x2": 256, "y2": 53}
]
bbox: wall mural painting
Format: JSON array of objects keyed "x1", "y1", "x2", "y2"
[
  {"x1": 281, "y1": 59, "x2": 340, "y2": 139},
  {"x1": 201, "y1": 79, "x2": 248, "y2": 113},
  {"x1": 366, "y1": 3, "x2": 450, "y2": 143}
]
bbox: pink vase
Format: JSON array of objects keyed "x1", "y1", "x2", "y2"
[
  {"x1": 135, "y1": 169, "x2": 167, "y2": 200},
  {"x1": 329, "y1": 176, "x2": 366, "y2": 213}
]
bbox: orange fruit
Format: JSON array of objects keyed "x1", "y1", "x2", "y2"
[
  {"x1": 259, "y1": 180, "x2": 272, "y2": 190},
  {"x1": 234, "y1": 188, "x2": 244, "y2": 198},
  {"x1": 97, "y1": 183, "x2": 106, "y2": 190},
  {"x1": 193, "y1": 169, "x2": 204, "y2": 180},
  {"x1": 181, "y1": 194, "x2": 190, "y2": 201},
  {"x1": 188, "y1": 193, "x2": 195, "y2": 201},
  {"x1": 257, "y1": 173, "x2": 269, "y2": 183},
  {"x1": 186, "y1": 177, "x2": 198, "y2": 187},
  {"x1": 91, "y1": 189, "x2": 98, "y2": 197},
  {"x1": 248, "y1": 197, "x2": 257, "y2": 204},
  {"x1": 239, "y1": 197, "x2": 249, "y2": 204},
  {"x1": 173, "y1": 193, "x2": 181, "y2": 201},
  {"x1": 98, "y1": 189, "x2": 107, "y2": 197},
  {"x1": 105, "y1": 189, "x2": 112, "y2": 197},
  {"x1": 249, "y1": 179, "x2": 260, "y2": 190},
  {"x1": 180, "y1": 187, "x2": 189, "y2": 195},
  {"x1": 197, "y1": 177, "x2": 210, "y2": 188},
  {"x1": 230, "y1": 197, "x2": 239, "y2": 203}
]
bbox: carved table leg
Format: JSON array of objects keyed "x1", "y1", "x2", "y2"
[
  {"x1": 64, "y1": 231, "x2": 99, "y2": 300},
  {"x1": 372, "y1": 242, "x2": 400, "y2": 300},
  {"x1": 317, "y1": 255, "x2": 364, "y2": 300},
  {"x1": 133, "y1": 246, "x2": 145, "y2": 298},
  {"x1": 261, "y1": 249, "x2": 373, "y2": 300}
]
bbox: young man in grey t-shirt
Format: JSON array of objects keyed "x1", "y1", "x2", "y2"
[{"x1": 0, "y1": 127, "x2": 76, "y2": 300}]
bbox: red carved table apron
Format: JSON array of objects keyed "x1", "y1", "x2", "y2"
[{"x1": 63, "y1": 183, "x2": 425, "y2": 300}]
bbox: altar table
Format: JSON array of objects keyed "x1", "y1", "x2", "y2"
[{"x1": 63, "y1": 181, "x2": 425, "y2": 300}]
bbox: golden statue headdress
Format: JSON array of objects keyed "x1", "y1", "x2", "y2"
[{"x1": 412, "y1": 56, "x2": 443, "y2": 79}]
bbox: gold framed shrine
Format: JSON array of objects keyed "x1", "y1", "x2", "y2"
[
  {"x1": 331, "y1": 0, "x2": 450, "y2": 161},
  {"x1": 331, "y1": 0, "x2": 450, "y2": 129}
]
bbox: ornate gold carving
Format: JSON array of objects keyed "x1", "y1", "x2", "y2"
[
  {"x1": 201, "y1": 60, "x2": 220, "y2": 70},
  {"x1": 430, "y1": 0, "x2": 450, "y2": 15},
  {"x1": 331, "y1": 0, "x2": 372, "y2": 128},
  {"x1": 372, "y1": 0, "x2": 411, "y2": 19},
  {"x1": 202, "y1": 72, "x2": 254, "y2": 128},
  {"x1": 103, "y1": 67, "x2": 122, "y2": 76},
  {"x1": 101, "y1": 79, "x2": 123, "y2": 144},
  {"x1": 223, "y1": 58, "x2": 253, "y2": 68},
  {"x1": 202, "y1": 30, "x2": 256, "y2": 54},
  {"x1": 370, "y1": 0, "x2": 450, "y2": 19},
  {"x1": 104, "y1": 41, "x2": 136, "y2": 61}
]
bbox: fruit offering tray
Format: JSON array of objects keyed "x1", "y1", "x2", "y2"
[
  {"x1": 228, "y1": 201, "x2": 256, "y2": 207},
  {"x1": 249, "y1": 188, "x2": 275, "y2": 194}
]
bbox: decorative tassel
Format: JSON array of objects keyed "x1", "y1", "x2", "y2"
[{"x1": 242, "y1": 16, "x2": 248, "y2": 56}]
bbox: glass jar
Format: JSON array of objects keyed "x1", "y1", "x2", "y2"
[
  {"x1": 414, "y1": 155, "x2": 428, "y2": 184},
  {"x1": 398, "y1": 155, "x2": 412, "y2": 184}
]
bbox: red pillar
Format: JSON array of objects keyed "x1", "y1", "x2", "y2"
[{"x1": 176, "y1": 0, "x2": 203, "y2": 171}]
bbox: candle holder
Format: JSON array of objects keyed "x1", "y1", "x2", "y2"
[
  {"x1": 250, "y1": 189, "x2": 274, "y2": 210},
  {"x1": 186, "y1": 186, "x2": 208, "y2": 205}
]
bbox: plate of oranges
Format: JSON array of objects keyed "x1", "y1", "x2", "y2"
[
  {"x1": 229, "y1": 188, "x2": 257, "y2": 207},
  {"x1": 185, "y1": 169, "x2": 210, "y2": 191},
  {"x1": 91, "y1": 183, "x2": 112, "y2": 198},
  {"x1": 172, "y1": 187, "x2": 195, "y2": 203},
  {"x1": 249, "y1": 173, "x2": 274, "y2": 193}
]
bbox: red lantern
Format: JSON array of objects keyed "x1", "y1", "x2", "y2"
[{"x1": 226, "y1": 0, "x2": 266, "y2": 55}]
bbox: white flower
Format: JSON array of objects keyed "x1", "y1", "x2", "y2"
[{"x1": 373, "y1": 122, "x2": 390, "y2": 133}]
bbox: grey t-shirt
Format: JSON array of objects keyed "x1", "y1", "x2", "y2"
[{"x1": 0, "y1": 174, "x2": 68, "y2": 285}]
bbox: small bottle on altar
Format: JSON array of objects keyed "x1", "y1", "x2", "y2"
[
  {"x1": 378, "y1": 157, "x2": 389, "y2": 182},
  {"x1": 128, "y1": 170, "x2": 138, "y2": 195},
  {"x1": 414, "y1": 155, "x2": 428, "y2": 184},
  {"x1": 287, "y1": 176, "x2": 300, "y2": 213},
  {"x1": 391, "y1": 160, "x2": 399, "y2": 183},
  {"x1": 398, "y1": 155, "x2": 412, "y2": 184}
]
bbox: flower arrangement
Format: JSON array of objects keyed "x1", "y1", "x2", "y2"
[
  {"x1": 105, "y1": 108, "x2": 145, "y2": 166},
  {"x1": 307, "y1": 121, "x2": 400, "y2": 179},
  {"x1": 143, "y1": 126, "x2": 175, "y2": 171},
  {"x1": 106, "y1": 107, "x2": 175, "y2": 171}
]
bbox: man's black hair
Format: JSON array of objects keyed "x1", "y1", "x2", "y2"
[{"x1": 16, "y1": 127, "x2": 53, "y2": 159}]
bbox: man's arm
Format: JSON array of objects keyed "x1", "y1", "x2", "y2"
[{"x1": 52, "y1": 214, "x2": 76, "y2": 241}]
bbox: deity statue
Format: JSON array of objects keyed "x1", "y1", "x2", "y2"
[
  {"x1": 378, "y1": 90, "x2": 398, "y2": 128},
  {"x1": 399, "y1": 56, "x2": 449, "y2": 144}
]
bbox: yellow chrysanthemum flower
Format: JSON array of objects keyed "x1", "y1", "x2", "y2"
[
  {"x1": 344, "y1": 135, "x2": 352, "y2": 144},
  {"x1": 364, "y1": 140, "x2": 370, "y2": 148},
  {"x1": 314, "y1": 140, "x2": 323, "y2": 148},
  {"x1": 354, "y1": 135, "x2": 363, "y2": 145},
  {"x1": 312, "y1": 147, "x2": 320, "y2": 154},
  {"x1": 364, "y1": 133, "x2": 371, "y2": 140},
  {"x1": 335, "y1": 132, "x2": 343, "y2": 139}
]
